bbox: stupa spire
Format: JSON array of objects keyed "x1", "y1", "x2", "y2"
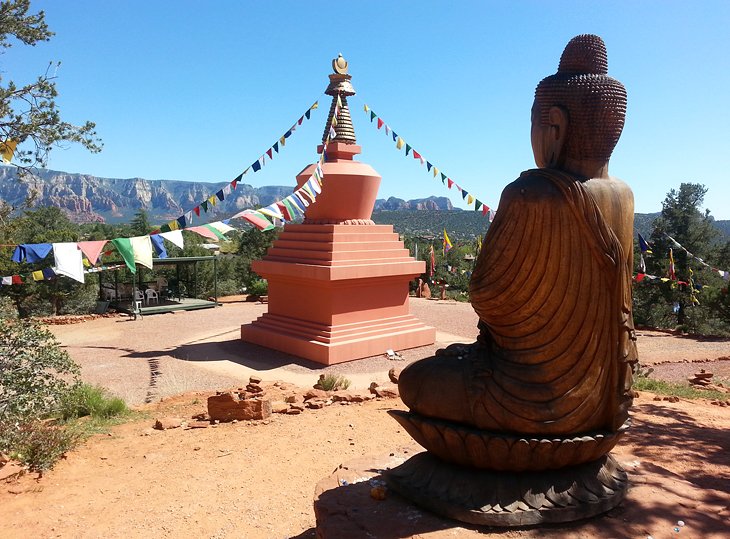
[{"x1": 322, "y1": 53, "x2": 356, "y2": 145}]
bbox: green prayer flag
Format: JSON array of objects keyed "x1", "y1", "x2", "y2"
[
  {"x1": 405, "y1": 144, "x2": 411, "y2": 156},
  {"x1": 111, "y1": 237, "x2": 136, "y2": 274},
  {"x1": 370, "y1": 110, "x2": 376, "y2": 122},
  {"x1": 440, "y1": 173, "x2": 447, "y2": 183},
  {"x1": 203, "y1": 224, "x2": 227, "y2": 240},
  {"x1": 201, "y1": 200, "x2": 209, "y2": 212}
]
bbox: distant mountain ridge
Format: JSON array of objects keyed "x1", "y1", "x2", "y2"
[
  {"x1": 0, "y1": 166, "x2": 457, "y2": 224},
  {"x1": 1, "y1": 167, "x2": 728, "y2": 241}
]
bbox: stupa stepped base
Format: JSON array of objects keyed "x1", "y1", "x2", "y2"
[
  {"x1": 242, "y1": 222, "x2": 435, "y2": 365},
  {"x1": 241, "y1": 313, "x2": 435, "y2": 365}
]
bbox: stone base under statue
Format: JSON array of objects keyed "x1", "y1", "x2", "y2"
[
  {"x1": 313, "y1": 449, "x2": 628, "y2": 538},
  {"x1": 385, "y1": 451, "x2": 627, "y2": 527}
]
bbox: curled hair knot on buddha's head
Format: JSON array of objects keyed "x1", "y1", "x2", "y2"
[{"x1": 535, "y1": 34, "x2": 627, "y2": 163}]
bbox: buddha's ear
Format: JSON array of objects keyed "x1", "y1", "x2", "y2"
[{"x1": 547, "y1": 106, "x2": 568, "y2": 166}]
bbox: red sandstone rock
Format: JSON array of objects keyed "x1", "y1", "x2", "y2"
[
  {"x1": 154, "y1": 417, "x2": 183, "y2": 430},
  {"x1": 304, "y1": 389, "x2": 329, "y2": 401},
  {"x1": 286, "y1": 394, "x2": 305, "y2": 404},
  {"x1": 186, "y1": 420, "x2": 210, "y2": 429},
  {"x1": 388, "y1": 367, "x2": 402, "y2": 384},
  {"x1": 271, "y1": 401, "x2": 289, "y2": 414},
  {"x1": 373, "y1": 384, "x2": 399, "y2": 399},
  {"x1": 249, "y1": 375, "x2": 262, "y2": 384},
  {"x1": 0, "y1": 461, "x2": 24, "y2": 481},
  {"x1": 332, "y1": 391, "x2": 371, "y2": 403},
  {"x1": 306, "y1": 400, "x2": 326, "y2": 409},
  {"x1": 207, "y1": 392, "x2": 272, "y2": 421}
]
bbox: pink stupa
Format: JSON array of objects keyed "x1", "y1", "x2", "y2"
[{"x1": 240, "y1": 55, "x2": 435, "y2": 365}]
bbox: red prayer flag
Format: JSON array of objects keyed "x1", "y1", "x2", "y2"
[
  {"x1": 277, "y1": 201, "x2": 292, "y2": 221},
  {"x1": 413, "y1": 150, "x2": 421, "y2": 160},
  {"x1": 447, "y1": 178, "x2": 454, "y2": 189},
  {"x1": 266, "y1": 148, "x2": 273, "y2": 159},
  {"x1": 377, "y1": 118, "x2": 384, "y2": 129},
  {"x1": 635, "y1": 273, "x2": 646, "y2": 282},
  {"x1": 193, "y1": 206, "x2": 200, "y2": 216},
  {"x1": 11, "y1": 275, "x2": 22, "y2": 284},
  {"x1": 482, "y1": 205, "x2": 489, "y2": 216}
]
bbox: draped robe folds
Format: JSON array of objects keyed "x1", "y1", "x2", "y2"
[{"x1": 469, "y1": 168, "x2": 637, "y2": 435}]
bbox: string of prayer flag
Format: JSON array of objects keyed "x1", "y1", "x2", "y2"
[
  {"x1": 363, "y1": 104, "x2": 496, "y2": 223},
  {"x1": 158, "y1": 99, "x2": 320, "y2": 233}
]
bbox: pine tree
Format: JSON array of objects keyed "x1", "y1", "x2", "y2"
[
  {"x1": 0, "y1": 0, "x2": 101, "y2": 172},
  {"x1": 635, "y1": 183, "x2": 725, "y2": 333}
]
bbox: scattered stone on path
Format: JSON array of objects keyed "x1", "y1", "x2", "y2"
[
  {"x1": 332, "y1": 391, "x2": 371, "y2": 403},
  {"x1": 304, "y1": 389, "x2": 329, "y2": 401},
  {"x1": 371, "y1": 384, "x2": 400, "y2": 399},
  {"x1": 249, "y1": 375, "x2": 262, "y2": 385},
  {"x1": 662, "y1": 396, "x2": 680, "y2": 403},
  {"x1": 271, "y1": 401, "x2": 289, "y2": 414},
  {"x1": 207, "y1": 392, "x2": 272, "y2": 421},
  {"x1": 388, "y1": 367, "x2": 402, "y2": 384},
  {"x1": 186, "y1": 420, "x2": 210, "y2": 429},
  {"x1": 286, "y1": 394, "x2": 304, "y2": 404},
  {"x1": 154, "y1": 417, "x2": 183, "y2": 430},
  {"x1": 688, "y1": 369, "x2": 714, "y2": 386},
  {"x1": 306, "y1": 400, "x2": 326, "y2": 409},
  {"x1": 0, "y1": 461, "x2": 25, "y2": 482}
]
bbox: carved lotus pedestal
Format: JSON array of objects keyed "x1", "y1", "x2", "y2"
[{"x1": 384, "y1": 411, "x2": 630, "y2": 526}]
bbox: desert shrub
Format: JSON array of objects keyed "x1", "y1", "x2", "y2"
[
  {"x1": 633, "y1": 376, "x2": 727, "y2": 401},
  {"x1": 318, "y1": 374, "x2": 351, "y2": 391},
  {"x1": 247, "y1": 279, "x2": 268, "y2": 297},
  {"x1": 0, "y1": 318, "x2": 80, "y2": 422},
  {"x1": 58, "y1": 383, "x2": 128, "y2": 420},
  {"x1": 0, "y1": 296, "x2": 15, "y2": 319},
  {"x1": 0, "y1": 419, "x2": 81, "y2": 472}
]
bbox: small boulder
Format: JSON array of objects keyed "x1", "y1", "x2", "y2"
[
  {"x1": 271, "y1": 401, "x2": 289, "y2": 414},
  {"x1": 154, "y1": 417, "x2": 183, "y2": 430},
  {"x1": 304, "y1": 389, "x2": 329, "y2": 401},
  {"x1": 373, "y1": 384, "x2": 400, "y2": 399},
  {"x1": 207, "y1": 392, "x2": 272, "y2": 421},
  {"x1": 388, "y1": 367, "x2": 402, "y2": 384}
]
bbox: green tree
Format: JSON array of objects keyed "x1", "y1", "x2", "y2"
[
  {"x1": 129, "y1": 209, "x2": 151, "y2": 236},
  {"x1": 635, "y1": 183, "x2": 726, "y2": 333},
  {"x1": 0, "y1": 317, "x2": 79, "y2": 421},
  {"x1": 0, "y1": 0, "x2": 101, "y2": 171}
]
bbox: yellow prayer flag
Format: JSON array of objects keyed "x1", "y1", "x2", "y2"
[
  {"x1": 311, "y1": 101, "x2": 318, "y2": 110},
  {"x1": 396, "y1": 137, "x2": 404, "y2": 150},
  {"x1": 364, "y1": 104, "x2": 370, "y2": 112},
  {"x1": 467, "y1": 194, "x2": 474, "y2": 205},
  {"x1": 169, "y1": 220, "x2": 179, "y2": 231},
  {"x1": 332, "y1": 116, "x2": 338, "y2": 126},
  {"x1": 1, "y1": 139, "x2": 18, "y2": 164},
  {"x1": 208, "y1": 195, "x2": 217, "y2": 206},
  {"x1": 336, "y1": 95, "x2": 342, "y2": 108},
  {"x1": 32, "y1": 270, "x2": 44, "y2": 281},
  {"x1": 280, "y1": 136, "x2": 286, "y2": 146},
  {"x1": 433, "y1": 167, "x2": 439, "y2": 178}
]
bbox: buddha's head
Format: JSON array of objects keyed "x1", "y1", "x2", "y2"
[{"x1": 531, "y1": 34, "x2": 627, "y2": 171}]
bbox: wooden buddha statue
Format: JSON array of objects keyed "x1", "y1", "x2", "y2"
[{"x1": 394, "y1": 34, "x2": 638, "y2": 473}]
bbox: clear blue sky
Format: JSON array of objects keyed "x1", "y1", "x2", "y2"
[{"x1": 4, "y1": 1, "x2": 730, "y2": 218}]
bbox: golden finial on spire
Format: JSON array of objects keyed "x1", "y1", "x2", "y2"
[{"x1": 333, "y1": 53, "x2": 348, "y2": 75}]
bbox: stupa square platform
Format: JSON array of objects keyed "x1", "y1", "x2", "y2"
[{"x1": 241, "y1": 224, "x2": 435, "y2": 365}]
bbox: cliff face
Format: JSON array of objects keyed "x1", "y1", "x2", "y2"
[
  {"x1": 0, "y1": 166, "x2": 459, "y2": 224},
  {"x1": 0, "y1": 166, "x2": 292, "y2": 224},
  {"x1": 374, "y1": 196, "x2": 453, "y2": 211}
]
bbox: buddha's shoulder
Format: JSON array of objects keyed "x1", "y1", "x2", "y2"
[{"x1": 501, "y1": 169, "x2": 569, "y2": 203}]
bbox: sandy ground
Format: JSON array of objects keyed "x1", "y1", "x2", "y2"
[{"x1": 1, "y1": 297, "x2": 729, "y2": 538}]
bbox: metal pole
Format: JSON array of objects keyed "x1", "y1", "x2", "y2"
[{"x1": 214, "y1": 257, "x2": 218, "y2": 306}]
